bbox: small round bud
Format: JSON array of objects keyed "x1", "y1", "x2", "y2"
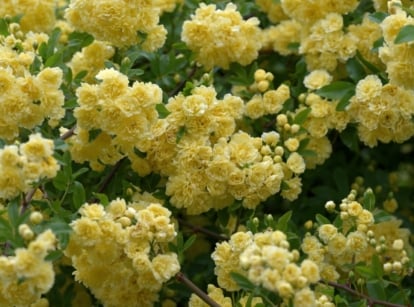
[
  {"x1": 357, "y1": 224, "x2": 367, "y2": 233},
  {"x1": 18, "y1": 224, "x2": 34, "y2": 240},
  {"x1": 254, "y1": 69, "x2": 267, "y2": 82},
  {"x1": 383, "y1": 262, "x2": 393, "y2": 273},
  {"x1": 273, "y1": 155, "x2": 282, "y2": 163},
  {"x1": 392, "y1": 239, "x2": 404, "y2": 251},
  {"x1": 290, "y1": 124, "x2": 300, "y2": 134},
  {"x1": 340, "y1": 212, "x2": 349, "y2": 220},
  {"x1": 275, "y1": 146, "x2": 284, "y2": 156},
  {"x1": 30, "y1": 211, "x2": 43, "y2": 224},
  {"x1": 392, "y1": 261, "x2": 402, "y2": 272},
  {"x1": 257, "y1": 80, "x2": 269, "y2": 92},
  {"x1": 298, "y1": 93, "x2": 307, "y2": 103},
  {"x1": 325, "y1": 201, "x2": 336, "y2": 212},
  {"x1": 276, "y1": 114, "x2": 288, "y2": 126},
  {"x1": 304, "y1": 220, "x2": 313, "y2": 230},
  {"x1": 118, "y1": 217, "x2": 131, "y2": 227},
  {"x1": 283, "y1": 123, "x2": 291, "y2": 132}
]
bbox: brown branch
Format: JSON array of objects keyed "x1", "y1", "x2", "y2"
[
  {"x1": 60, "y1": 125, "x2": 76, "y2": 140},
  {"x1": 89, "y1": 158, "x2": 126, "y2": 203},
  {"x1": 320, "y1": 280, "x2": 409, "y2": 307},
  {"x1": 176, "y1": 272, "x2": 221, "y2": 307},
  {"x1": 177, "y1": 217, "x2": 229, "y2": 241},
  {"x1": 20, "y1": 188, "x2": 37, "y2": 215},
  {"x1": 168, "y1": 64, "x2": 197, "y2": 97}
]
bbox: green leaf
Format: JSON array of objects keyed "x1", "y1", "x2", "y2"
[
  {"x1": 182, "y1": 81, "x2": 195, "y2": 96},
  {"x1": 373, "y1": 209, "x2": 393, "y2": 222},
  {"x1": 72, "y1": 181, "x2": 86, "y2": 210},
  {"x1": 72, "y1": 167, "x2": 89, "y2": 179},
  {"x1": 276, "y1": 211, "x2": 292, "y2": 232},
  {"x1": 176, "y1": 126, "x2": 186, "y2": 143},
  {"x1": 52, "y1": 171, "x2": 68, "y2": 191},
  {"x1": 45, "y1": 51, "x2": 63, "y2": 68},
  {"x1": 316, "y1": 81, "x2": 355, "y2": 100},
  {"x1": 7, "y1": 198, "x2": 20, "y2": 228},
  {"x1": 45, "y1": 250, "x2": 63, "y2": 261},
  {"x1": 339, "y1": 125, "x2": 359, "y2": 153},
  {"x1": 67, "y1": 31, "x2": 94, "y2": 48},
  {"x1": 368, "y1": 12, "x2": 388, "y2": 23},
  {"x1": 336, "y1": 89, "x2": 355, "y2": 111},
  {"x1": 183, "y1": 234, "x2": 197, "y2": 251},
  {"x1": 394, "y1": 24, "x2": 414, "y2": 44},
  {"x1": 127, "y1": 68, "x2": 144, "y2": 80},
  {"x1": 0, "y1": 18, "x2": 9, "y2": 36},
  {"x1": 293, "y1": 108, "x2": 311, "y2": 125},
  {"x1": 389, "y1": 289, "x2": 411, "y2": 304},
  {"x1": 362, "y1": 188, "x2": 375, "y2": 211},
  {"x1": 133, "y1": 147, "x2": 147, "y2": 158},
  {"x1": 88, "y1": 128, "x2": 102, "y2": 142},
  {"x1": 230, "y1": 272, "x2": 256, "y2": 291},
  {"x1": 355, "y1": 265, "x2": 374, "y2": 279},
  {"x1": 366, "y1": 280, "x2": 387, "y2": 301},
  {"x1": 92, "y1": 193, "x2": 109, "y2": 206},
  {"x1": 315, "y1": 214, "x2": 331, "y2": 225},
  {"x1": 346, "y1": 58, "x2": 366, "y2": 83},
  {"x1": 371, "y1": 254, "x2": 383, "y2": 278},
  {"x1": 155, "y1": 104, "x2": 171, "y2": 119}
]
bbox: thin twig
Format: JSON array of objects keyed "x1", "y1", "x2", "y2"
[
  {"x1": 88, "y1": 158, "x2": 126, "y2": 203},
  {"x1": 177, "y1": 217, "x2": 229, "y2": 241},
  {"x1": 20, "y1": 188, "x2": 37, "y2": 215},
  {"x1": 176, "y1": 272, "x2": 221, "y2": 307},
  {"x1": 321, "y1": 280, "x2": 409, "y2": 307},
  {"x1": 169, "y1": 64, "x2": 197, "y2": 97},
  {"x1": 60, "y1": 125, "x2": 76, "y2": 140}
]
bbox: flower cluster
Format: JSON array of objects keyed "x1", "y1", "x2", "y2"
[
  {"x1": 300, "y1": 13, "x2": 358, "y2": 71},
  {"x1": 65, "y1": 0, "x2": 167, "y2": 49},
  {"x1": 0, "y1": 230, "x2": 56, "y2": 306},
  {"x1": 69, "y1": 40, "x2": 115, "y2": 83},
  {"x1": 0, "y1": 133, "x2": 59, "y2": 200},
  {"x1": 64, "y1": 199, "x2": 180, "y2": 307},
  {"x1": 181, "y1": 3, "x2": 262, "y2": 69},
  {"x1": 0, "y1": 0, "x2": 57, "y2": 33},
  {"x1": 69, "y1": 68, "x2": 162, "y2": 171},
  {"x1": 188, "y1": 284, "x2": 263, "y2": 307},
  {"x1": 302, "y1": 189, "x2": 412, "y2": 281},
  {"x1": 244, "y1": 74, "x2": 290, "y2": 118},
  {"x1": 281, "y1": 0, "x2": 359, "y2": 26},
  {"x1": 240, "y1": 231, "x2": 321, "y2": 305},
  {"x1": 150, "y1": 84, "x2": 307, "y2": 213},
  {"x1": 0, "y1": 29, "x2": 65, "y2": 140},
  {"x1": 255, "y1": 0, "x2": 288, "y2": 23},
  {"x1": 212, "y1": 230, "x2": 324, "y2": 306},
  {"x1": 379, "y1": 3, "x2": 414, "y2": 88},
  {"x1": 261, "y1": 0, "x2": 360, "y2": 71},
  {"x1": 347, "y1": 74, "x2": 414, "y2": 147}
]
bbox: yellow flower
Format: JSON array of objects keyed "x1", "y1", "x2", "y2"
[
  {"x1": 304, "y1": 70, "x2": 332, "y2": 90},
  {"x1": 301, "y1": 259, "x2": 320, "y2": 283},
  {"x1": 181, "y1": 3, "x2": 262, "y2": 69},
  {"x1": 355, "y1": 75, "x2": 382, "y2": 102},
  {"x1": 293, "y1": 287, "x2": 316, "y2": 307},
  {"x1": 65, "y1": 0, "x2": 167, "y2": 49},
  {"x1": 286, "y1": 152, "x2": 306, "y2": 174}
]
